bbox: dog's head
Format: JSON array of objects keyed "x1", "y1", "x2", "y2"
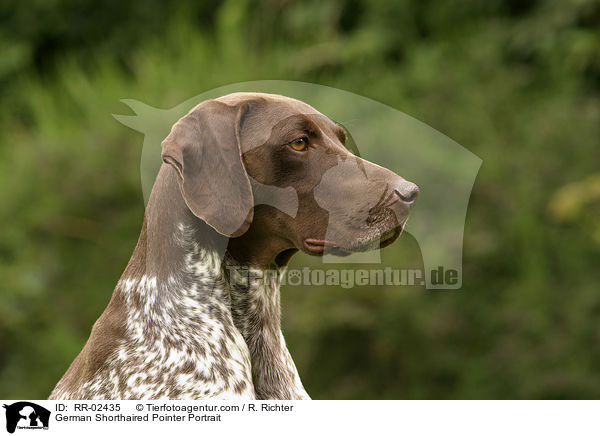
[{"x1": 161, "y1": 92, "x2": 418, "y2": 262}]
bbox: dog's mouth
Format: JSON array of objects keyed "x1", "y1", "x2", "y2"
[{"x1": 303, "y1": 224, "x2": 404, "y2": 256}]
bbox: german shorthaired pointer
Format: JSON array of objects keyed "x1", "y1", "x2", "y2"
[{"x1": 49, "y1": 92, "x2": 419, "y2": 400}]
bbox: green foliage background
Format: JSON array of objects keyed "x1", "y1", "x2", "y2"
[{"x1": 1, "y1": 0, "x2": 599, "y2": 399}]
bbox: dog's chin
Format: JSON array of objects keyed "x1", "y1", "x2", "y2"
[{"x1": 302, "y1": 223, "x2": 405, "y2": 256}]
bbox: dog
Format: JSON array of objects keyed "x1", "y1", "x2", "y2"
[{"x1": 49, "y1": 92, "x2": 419, "y2": 399}]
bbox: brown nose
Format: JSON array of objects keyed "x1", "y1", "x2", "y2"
[{"x1": 394, "y1": 181, "x2": 419, "y2": 206}]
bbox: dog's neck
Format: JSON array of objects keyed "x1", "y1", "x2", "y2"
[
  {"x1": 223, "y1": 255, "x2": 308, "y2": 399},
  {"x1": 120, "y1": 165, "x2": 308, "y2": 399}
]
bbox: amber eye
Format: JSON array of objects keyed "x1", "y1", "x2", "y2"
[{"x1": 288, "y1": 137, "x2": 308, "y2": 152}]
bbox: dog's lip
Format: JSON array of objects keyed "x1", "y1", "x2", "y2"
[
  {"x1": 303, "y1": 238, "x2": 338, "y2": 253},
  {"x1": 303, "y1": 225, "x2": 404, "y2": 254},
  {"x1": 378, "y1": 226, "x2": 403, "y2": 249}
]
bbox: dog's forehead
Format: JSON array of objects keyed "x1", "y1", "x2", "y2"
[
  {"x1": 216, "y1": 92, "x2": 320, "y2": 115},
  {"x1": 217, "y1": 92, "x2": 339, "y2": 151}
]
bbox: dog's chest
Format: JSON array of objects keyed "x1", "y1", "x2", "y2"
[
  {"x1": 51, "y1": 241, "x2": 308, "y2": 400},
  {"x1": 75, "y1": 274, "x2": 256, "y2": 400}
]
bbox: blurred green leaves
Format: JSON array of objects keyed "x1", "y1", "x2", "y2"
[
  {"x1": 0, "y1": 0, "x2": 599, "y2": 399},
  {"x1": 549, "y1": 173, "x2": 600, "y2": 244}
]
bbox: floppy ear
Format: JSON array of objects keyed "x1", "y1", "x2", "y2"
[{"x1": 161, "y1": 100, "x2": 253, "y2": 237}]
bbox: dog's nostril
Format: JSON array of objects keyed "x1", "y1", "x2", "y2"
[{"x1": 394, "y1": 183, "x2": 419, "y2": 204}]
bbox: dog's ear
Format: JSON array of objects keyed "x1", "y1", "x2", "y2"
[{"x1": 161, "y1": 100, "x2": 253, "y2": 237}]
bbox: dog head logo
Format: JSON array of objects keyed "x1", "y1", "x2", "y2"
[{"x1": 2, "y1": 402, "x2": 50, "y2": 433}]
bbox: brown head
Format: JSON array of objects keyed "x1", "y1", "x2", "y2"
[{"x1": 161, "y1": 92, "x2": 419, "y2": 268}]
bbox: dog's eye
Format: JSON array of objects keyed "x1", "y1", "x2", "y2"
[{"x1": 288, "y1": 137, "x2": 308, "y2": 152}]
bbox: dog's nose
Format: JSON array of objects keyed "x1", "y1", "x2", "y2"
[{"x1": 394, "y1": 181, "x2": 419, "y2": 205}]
